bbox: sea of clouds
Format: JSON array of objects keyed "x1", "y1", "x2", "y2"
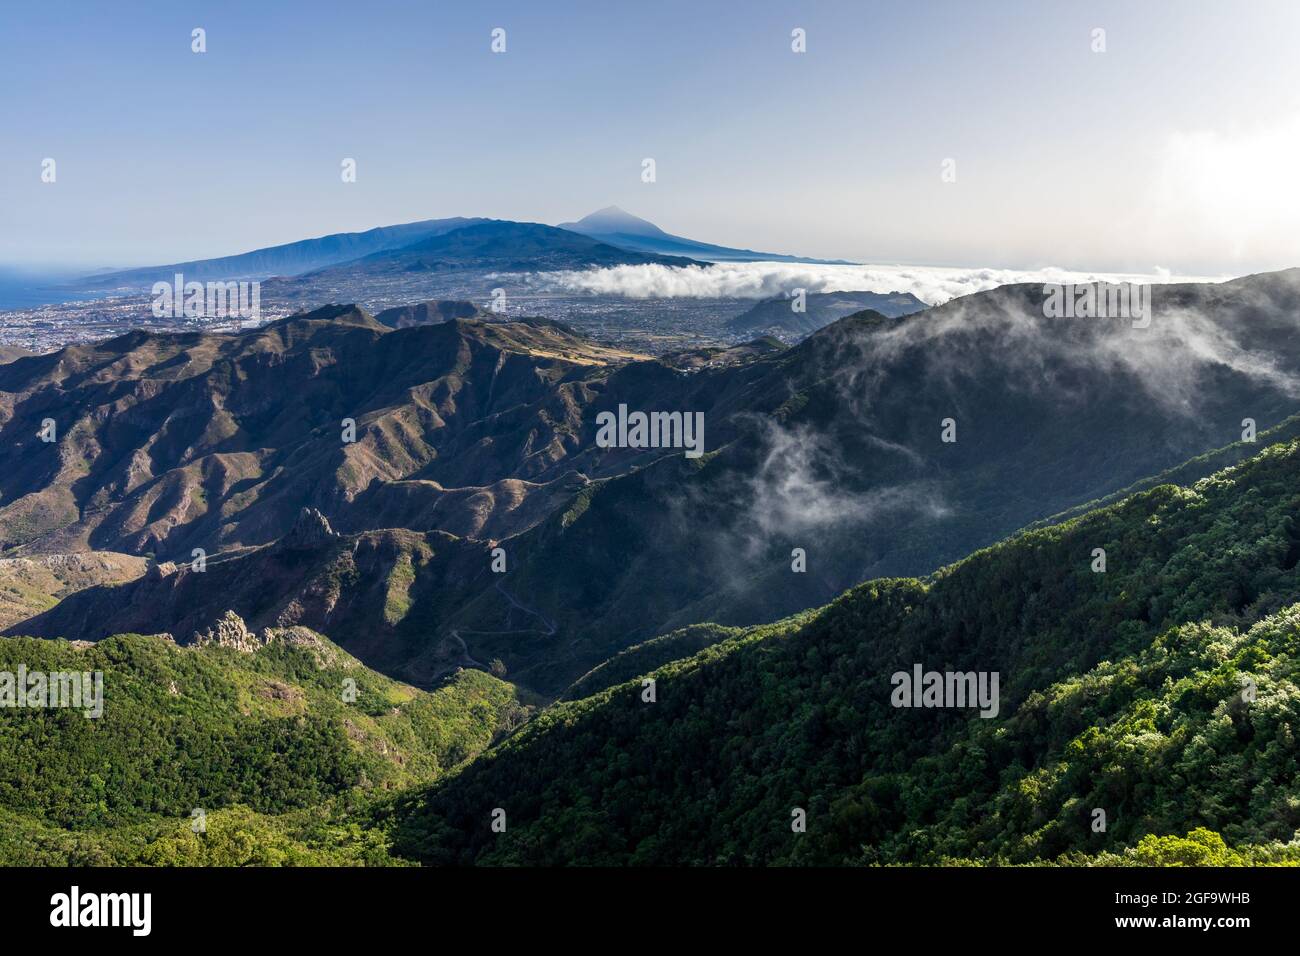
[{"x1": 524, "y1": 261, "x2": 1224, "y2": 307}]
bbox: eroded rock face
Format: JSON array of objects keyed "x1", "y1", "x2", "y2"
[
  {"x1": 145, "y1": 561, "x2": 178, "y2": 582},
  {"x1": 190, "y1": 610, "x2": 263, "y2": 652},
  {"x1": 283, "y1": 507, "x2": 337, "y2": 550}
]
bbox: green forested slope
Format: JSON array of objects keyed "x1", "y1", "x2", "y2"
[
  {"x1": 384, "y1": 439, "x2": 1300, "y2": 865},
  {"x1": 561, "y1": 622, "x2": 745, "y2": 700},
  {"x1": 0, "y1": 628, "x2": 525, "y2": 864},
  {"x1": 9, "y1": 436, "x2": 1300, "y2": 866}
]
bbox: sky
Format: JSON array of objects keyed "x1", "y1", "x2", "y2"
[{"x1": 2, "y1": 0, "x2": 1299, "y2": 276}]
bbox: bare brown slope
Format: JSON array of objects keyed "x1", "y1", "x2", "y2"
[
  {"x1": 0, "y1": 551, "x2": 147, "y2": 628},
  {"x1": 7, "y1": 508, "x2": 497, "y2": 686},
  {"x1": 0, "y1": 305, "x2": 645, "y2": 558}
]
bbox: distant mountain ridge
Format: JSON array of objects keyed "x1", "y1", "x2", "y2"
[
  {"x1": 289, "y1": 220, "x2": 698, "y2": 283},
  {"x1": 558, "y1": 205, "x2": 854, "y2": 264},
  {"x1": 373, "y1": 300, "x2": 492, "y2": 328},
  {"x1": 62, "y1": 208, "x2": 847, "y2": 305},
  {"x1": 0, "y1": 303, "x2": 651, "y2": 558},
  {"x1": 727, "y1": 289, "x2": 928, "y2": 338},
  {"x1": 75, "y1": 218, "x2": 490, "y2": 291}
]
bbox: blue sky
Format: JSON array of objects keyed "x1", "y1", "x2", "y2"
[{"x1": 2, "y1": 0, "x2": 1298, "y2": 275}]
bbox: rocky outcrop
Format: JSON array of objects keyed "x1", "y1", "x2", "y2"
[
  {"x1": 146, "y1": 561, "x2": 178, "y2": 582},
  {"x1": 190, "y1": 610, "x2": 263, "y2": 652},
  {"x1": 265, "y1": 625, "x2": 357, "y2": 670},
  {"x1": 282, "y1": 507, "x2": 338, "y2": 551}
]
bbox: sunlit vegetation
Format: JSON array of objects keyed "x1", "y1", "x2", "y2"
[{"x1": 383, "y1": 440, "x2": 1300, "y2": 865}]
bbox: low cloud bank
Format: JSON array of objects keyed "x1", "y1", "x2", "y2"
[{"x1": 525, "y1": 261, "x2": 1223, "y2": 306}]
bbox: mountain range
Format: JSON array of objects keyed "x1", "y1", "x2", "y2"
[
  {"x1": 269, "y1": 220, "x2": 697, "y2": 293},
  {"x1": 76, "y1": 218, "x2": 491, "y2": 291},
  {"x1": 6, "y1": 269, "x2": 1300, "y2": 698},
  {"x1": 63, "y1": 207, "x2": 838, "y2": 302}
]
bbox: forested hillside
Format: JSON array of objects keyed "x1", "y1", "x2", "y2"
[
  {"x1": 383, "y1": 438, "x2": 1300, "y2": 865},
  {"x1": 9, "y1": 432, "x2": 1300, "y2": 867},
  {"x1": 0, "y1": 627, "x2": 526, "y2": 864}
]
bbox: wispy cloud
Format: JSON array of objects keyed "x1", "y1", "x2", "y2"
[
  {"x1": 744, "y1": 419, "x2": 947, "y2": 545},
  {"x1": 822, "y1": 283, "x2": 1300, "y2": 418}
]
